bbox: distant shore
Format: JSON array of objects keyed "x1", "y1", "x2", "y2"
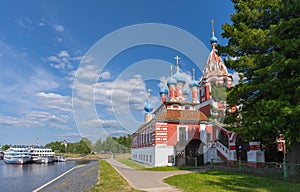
[
  {"x1": 58, "y1": 152, "x2": 129, "y2": 161},
  {"x1": 57, "y1": 153, "x2": 101, "y2": 161}
]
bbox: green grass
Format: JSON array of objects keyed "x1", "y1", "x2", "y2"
[
  {"x1": 116, "y1": 158, "x2": 196, "y2": 171},
  {"x1": 116, "y1": 158, "x2": 147, "y2": 170},
  {"x1": 142, "y1": 166, "x2": 196, "y2": 171},
  {"x1": 164, "y1": 170, "x2": 300, "y2": 192},
  {"x1": 92, "y1": 160, "x2": 143, "y2": 192}
]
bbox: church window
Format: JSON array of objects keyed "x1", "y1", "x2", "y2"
[
  {"x1": 168, "y1": 155, "x2": 174, "y2": 163},
  {"x1": 201, "y1": 86, "x2": 205, "y2": 96},
  {"x1": 178, "y1": 126, "x2": 187, "y2": 141},
  {"x1": 207, "y1": 133, "x2": 212, "y2": 141}
]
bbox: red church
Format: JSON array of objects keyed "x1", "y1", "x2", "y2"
[{"x1": 131, "y1": 23, "x2": 265, "y2": 167}]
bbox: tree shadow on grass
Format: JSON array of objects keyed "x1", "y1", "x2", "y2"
[{"x1": 164, "y1": 170, "x2": 300, "y2": 192}]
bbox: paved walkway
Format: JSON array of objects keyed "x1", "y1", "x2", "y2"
[{"x1": 106, "y1": 159, "x2": 208, "y2": 192}]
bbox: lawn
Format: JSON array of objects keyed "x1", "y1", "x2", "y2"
[
  {"x1": 164, "y1": 170, "x2": 300, "y2": 192},
  {"x1": 92, "y1": 160, "x2": 143, "y2": 192},
  {"x1": 116, "y1": 157, "x2": 196, "y2": 171},
  {"x1": 116, "y1": 158, "x2": 146, "y2": 170}
]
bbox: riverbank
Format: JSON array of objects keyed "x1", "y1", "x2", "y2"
[
  {"x1": 58, "y1": 152, "x2": 130, "y2": 161},
  {"x1": 36, "y1": 160, "x2": 99, "y2": 192},
  {"x1": 55, "y1": 153, "x2": 101, "y2": 161}
]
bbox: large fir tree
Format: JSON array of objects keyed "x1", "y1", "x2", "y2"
[{"x1": 221, "y1": 0, "x2": 300, "y2": 163}]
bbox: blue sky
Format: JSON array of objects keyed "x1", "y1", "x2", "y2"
[{"x1": 0, "y1": 1, "x2": 234, "y2": 145}]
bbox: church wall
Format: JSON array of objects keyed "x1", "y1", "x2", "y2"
[
  {"x1": 131, "y1": 146, "x2": 156, "y2": 166},
  {"x1": 205, "y1": 85, "x2": 210, "y2": 101},
  {"x1": 154, "y1": 145, "x2": 174, "y2": 166},
  {"x1": 131, "y1": 145, "x2": 174, "y2": 167}
]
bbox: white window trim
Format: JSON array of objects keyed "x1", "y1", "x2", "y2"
[{"x1": 177, "y1": 125, "x2": 188, "y2": 141}]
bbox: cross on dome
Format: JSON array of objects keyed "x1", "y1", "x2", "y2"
[
  {"x1": 174, "y1": 55, "x2": 180, "y2": 71},
  {"x1": 211, "y1": 19, "x2": 215, "y2": 36},
  {"x1": 192, "y1": 68, "x2": 195, "y2": 80},
  {"x1": 210, "y1": 19, "x2": 218, "y2": 45}
]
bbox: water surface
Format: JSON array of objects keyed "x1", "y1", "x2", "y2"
[{"x1": 0, "y1": 160, "x2": 78, "y2": 192}]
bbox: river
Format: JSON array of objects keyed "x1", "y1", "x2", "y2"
[{"x1": 0, "y1": 160, "x2": 79, "y2": 192}]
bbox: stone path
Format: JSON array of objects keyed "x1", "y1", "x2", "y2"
[{"x1": 106, "y1": 159, "x2": 208, "y2": 192}]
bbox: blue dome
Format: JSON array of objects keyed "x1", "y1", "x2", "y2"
[
  {"x1": 210, "y1": 35, "x2": 218, "y2": 45},
  {"x1": 173, "y1": 71, "x2": 186, "y2": 84},
  {"x1": 144, "y1": 101, "x2": 153, "y2": 113},
  {"x1": 189, "y1": 80, "x2": 199, "y2": 88},
  {"x1": 160, "y1": 86, "x2": 169, "y2": 95},
  {"x1": 167, "y1": 77, "x2": 177, "y2": 86}
]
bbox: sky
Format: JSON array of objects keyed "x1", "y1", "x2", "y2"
[{"x1": 0, "y1": 0, "x2": 235, "y2": 145}]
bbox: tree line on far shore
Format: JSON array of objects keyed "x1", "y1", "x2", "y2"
[{"x1": 45, "y1": 134, "x2": 132, "y2": 154}]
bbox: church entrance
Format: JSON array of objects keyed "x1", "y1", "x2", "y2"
[
  {"x1": 175, "y1": 139, "x2": 203, "y2": 166},
  {"x1": 236, "y1": 136, "x2": 249, "y2": 161},
  {"x1": 185, "y1": 139, "x2": 203, "y2": 166}
]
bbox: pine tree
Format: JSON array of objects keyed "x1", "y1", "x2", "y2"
[{"x1": 221, "y1": 0, "x2": 300, "y2": 163}]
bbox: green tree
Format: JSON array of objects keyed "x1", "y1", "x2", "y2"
[
  {"x1": 221, "y1": 0, "x2": 300, "y2": 163},
  {"x1": 45, "y1": 141, "x2": 66, "y2": 153},
  {"x1": 77, "y1": 138, "x2": 92, "y2": 154},
  {"x1": 1, "y1": 144, "x2": 10, "y2": 151}
]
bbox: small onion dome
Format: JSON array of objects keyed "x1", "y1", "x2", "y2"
[
  {"x1": 189, "y1": 80, "x2": 199, "y2": 88},
  {"x1": 160, "y1": 86, "x2": 169, "y2": 95},
  {"x1": 210, "y1": 34, "x2": 218, "y2": 45},
  {"x1": 144, "y1": 101, "x2": 153, "y2": 113},
  {"x1": 183, "y1": 89, "x2": 189, "y2": 96},
  {"x1": 167, "y1": 77, "x2": 177, "y2": 86},
  {"x1": 173, "y1": 71, "x2": 186, "y2": 84}
]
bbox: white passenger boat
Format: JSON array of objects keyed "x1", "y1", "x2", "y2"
[
  {"x1": 3, "y1": 146, "x2": 32, "y2": 164},
  {"x1": 30, "y1": 147, "x2": 55, "y2": 164},
  {"x1": 55, "y1": 155, "x2": 67, "y2": 162}
]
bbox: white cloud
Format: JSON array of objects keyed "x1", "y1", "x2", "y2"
[
  {"x1": 56, "y1": 37, "x2": 63, "y2": 42},
  {"x1": 16, "y1": 17, "x2": 33, "y2": 29},
  {"x1": 74, "y1": 64, "x2": 100, "y2": 81},
  {"x1": 58, "y1": 50, "x2": 69, "y2": 58},
  {"x1": 0, "y1": 111, "x2": 70, "y2": 129},
  {"x1": 50, "y1": 123, "x2": 72, "y2": 130},
  {"x1": 77, "y1": 119, "x2": 120, "y2": 128},
  {"x1": 0, "y1": 113, "x2": 41, "y2": 127},
  {"x1": 100, "y1": 71, "x2": 111, "y2": 80},
  {"x1": 48, "y1": 50, "x2": 81, "y2": 70},
  {"x1": 24, "y1": 111, "x2": 69, "y2": 123},
  {"x1": 35, "y1": 92, "x2": 72, "y2": 112},
  {"x1": 73, "y1": 68, "x2": 160, "y2": 113},
  {"x1": 53, "y1": 24, "x2": 64, "y2": 32},
  {"x1": 94, "y1": 75, "x2": 149, "y2": 111},
  {"x1": 38, "y1": 22, "x2": 45, "y2": 27}
]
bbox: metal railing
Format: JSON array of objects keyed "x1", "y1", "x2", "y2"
[{"x1": 210, "y1": 159, "x2": 300, "y2": 183}]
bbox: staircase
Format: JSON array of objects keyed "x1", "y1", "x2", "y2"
[{"x1": 215, "y1": 127, "x2": 238, "y2": 161}]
